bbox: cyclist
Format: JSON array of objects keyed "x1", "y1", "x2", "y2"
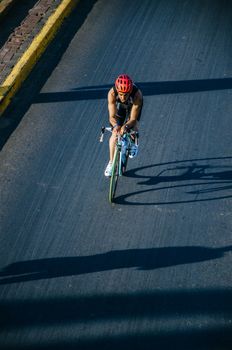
[{"x1": 104, "y1": 74, "x2": 143, "y2": 177}]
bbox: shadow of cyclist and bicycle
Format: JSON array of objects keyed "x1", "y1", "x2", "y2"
[{"x1": 113, "y1": 156, "x2": 232, "y2": 205}]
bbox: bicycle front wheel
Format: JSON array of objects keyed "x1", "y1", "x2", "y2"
[{"x1": 109, "y1": 148, "x2": 119, "y2": 203}]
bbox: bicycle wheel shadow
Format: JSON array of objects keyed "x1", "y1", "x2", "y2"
[{"x1": 114, "y1": 156, "x2": 232, "y2": 205}]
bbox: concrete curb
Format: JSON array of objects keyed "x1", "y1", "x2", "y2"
[
  {"x1": 0, "y1": 0, "x2": 80, "y2": 117},
  {"x1": 0, "y1": 0, "x2": 18, "y2": 20}
]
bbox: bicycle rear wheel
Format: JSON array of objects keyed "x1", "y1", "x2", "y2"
[{"x1": 109, "y1": 148, "x2": 119, "y2": 203}]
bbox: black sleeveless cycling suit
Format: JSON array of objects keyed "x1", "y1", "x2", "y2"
[{"x1": 113, "y1": 84, "x2": 143, "y2": 127}]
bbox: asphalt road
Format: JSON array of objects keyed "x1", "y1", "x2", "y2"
[{"x1": 0, "y1": 0, "x2": 232, "y2": 349}]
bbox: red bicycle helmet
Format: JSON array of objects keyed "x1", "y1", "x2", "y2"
[{"x1": 115, "y1": 74, "x2": 133, "y2": 93}]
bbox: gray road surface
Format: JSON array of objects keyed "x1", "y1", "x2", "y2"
[{"x1": 0, "y1": 0, "x2": 232, "y2": 349}]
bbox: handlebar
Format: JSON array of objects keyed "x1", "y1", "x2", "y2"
[
  {"x1": 99, "y1": 126, "x2": 112, "y2": 142},
  {"x1": 99, "y1": 126, "x2": 137, "y2": 143}
]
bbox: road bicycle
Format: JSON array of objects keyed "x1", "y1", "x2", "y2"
[{"x1": 100, "y1": 126, "x2": 138, "y2": 203}]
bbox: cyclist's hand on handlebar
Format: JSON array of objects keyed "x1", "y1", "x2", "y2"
[
  {"x1": 113, "y1": 125, "x2": 121, "y2": 133},
  {"x1": 120, "y1": 124, "x2": 129, "y2": 135}
]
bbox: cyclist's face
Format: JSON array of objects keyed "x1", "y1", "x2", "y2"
[{"x1": 118, "y1": 92, "x2": 130, "y2": 102}]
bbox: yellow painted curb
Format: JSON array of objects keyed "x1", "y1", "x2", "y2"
[
  {"x1": 0, "y1": 0, "x2": 80, "y2": 116},
  {"x1": 0, "y1": 0, "x2": 17, "y2": 18}
]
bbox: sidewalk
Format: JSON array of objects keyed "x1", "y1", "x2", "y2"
[{"x1": 0, "y1": 0, "x2": 80, "y2": 116}]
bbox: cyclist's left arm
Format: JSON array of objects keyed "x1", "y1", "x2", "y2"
[{"x1": 125, "y1": 89, "x2": 143, "y2": 129}]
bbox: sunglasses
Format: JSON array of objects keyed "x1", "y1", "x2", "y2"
[{"x1": 118, "y1": 92, "x2": 130, "y2": 97}]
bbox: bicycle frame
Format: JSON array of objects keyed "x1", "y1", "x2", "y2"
[
  {"x1": 115, "y1": 132, "x2": 129, "y2": 176},
  {"x1": 100, "y1": 126, "x2": 136, "y2": 202}
]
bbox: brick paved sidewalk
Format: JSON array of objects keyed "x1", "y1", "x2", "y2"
[{"x1": 0, "y1": 0, "x2": 63, "y2": 85}]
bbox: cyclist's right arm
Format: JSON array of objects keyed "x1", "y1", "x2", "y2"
[{"x1": 108, "y1": 89, "x2": 121, "y2": 132}]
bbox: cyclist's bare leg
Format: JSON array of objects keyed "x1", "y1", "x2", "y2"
[
  {"x1": 109, "y1": 131, "x2": 117, "y2": 162},
  {"x1": 130, "y1": 121, "x2": 139, "y2": 145}
]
